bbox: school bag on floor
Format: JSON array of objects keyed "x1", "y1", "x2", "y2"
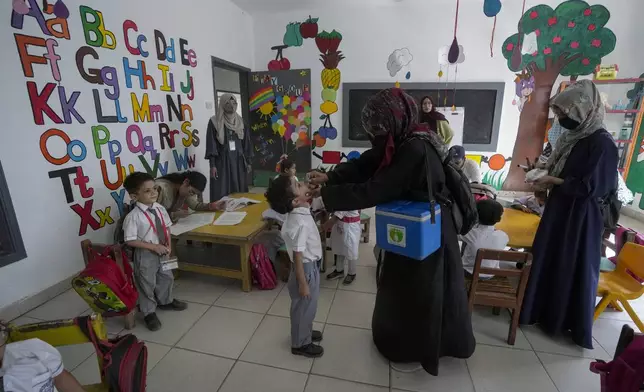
[
  {"x1": 72, "y1": 247, "x2": 138, "y2": 315},
  {"x1": 590, "y1": 325, "x2": 644, "y2": 392},
  {"x1": 77, "y1": 315, "x2": 147, "y2": 392},
  {"x1": 250, "y1": 243, "x2": 278, "y2": 290}
]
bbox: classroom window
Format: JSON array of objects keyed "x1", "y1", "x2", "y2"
[{"x1": 0, "y1": 161, "x2": 26, "y2": 267}]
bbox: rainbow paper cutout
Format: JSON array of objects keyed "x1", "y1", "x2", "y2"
[{"x1": 249, "y1": 86, "x2": 276, "y2": 111}]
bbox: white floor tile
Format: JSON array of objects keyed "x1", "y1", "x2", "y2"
[
  {"x1": 326, "y1": 290, "x2": 375, "y2": 329},
  {"x1": 319, "y1": 276, "x2": 340, "y2": 289},
  {"x1": 215, "y1": 283, "x2": 283, "y2": 313},
  {"x1": 522, "y1": 325, "x2": 610, "y2": 360},
  {"x1": 144, "y1": 342, "x2": 172, "y2": 373},
  {"x1": 127, "y1": 303, "x2": 209, "y2": 346},
  {"x1": 470, "y1": 307, "x2": 532, "y2": 350},
  {"x1": 305, "y1": 375, "x2": 388, "y2": 392},
  {"x1": 357, "y1": 243, "x2": 378, "y2": 267},
  {"x1": 268, "y1": 287, "x2": 335, "y2": 323},
  {"x1": 311, "y1": 325, "x2": 389, "y2": 387},
  {"x1": 467, "y1": 344, "x2": 557, "y2": 392},
  {"x1": 173, "y1": 273, "x2": 232, "y2": 305},
  {"x1": 338, "y1": 266, "x2": 377, "y2": 294},
  {"x1": 240, "y1": 315, "x2": 323, "y2": 373},
  {"x1": 537, "y1": 352, "x2": 601, "y2": 392},
  {"x1": 25, "y1": 290, "x2": 89, "y2": 321},
  {"x1": 146, "y1": 348, "x2": 234, "y2": 392},
  {"x1": 59, "y1": 343, "x2": 95, "y2": 371},
  {"x1": 592, "y1": 317, "x2": 636, "y2": 356},
  {"x1": 391, "y1": 358, "x2": 474, "y2": 392},
  {"x1": 177, "y1": 306, "x2": 262, "y2": 359},
  {"x1": 219, "y1": 361, "x2": 308, "y2": 392},
  {"x1": 9, "y1": 316, "x2": 44, "y2": 326}
]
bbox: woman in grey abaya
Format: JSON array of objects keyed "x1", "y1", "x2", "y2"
[{"x1": 205, "y1": 93, "x2": 253, "y2": 201}]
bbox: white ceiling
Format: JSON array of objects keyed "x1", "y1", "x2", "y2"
[{"x1": 230, "y1": 0, "x2": 410, "y2": 15}]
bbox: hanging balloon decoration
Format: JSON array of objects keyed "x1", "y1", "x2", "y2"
[
  {"x1": 447, "y1": 0, "x2": 461, "y2": 64},
  {"x1": 436, "y1": 0, "x2": 466, "y2": 113},
  {"x1": 483, "y1": 0, "x2": 502, "y2": 57}
]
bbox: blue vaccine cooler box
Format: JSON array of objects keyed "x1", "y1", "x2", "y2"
[{"x1": 375, "y1": 201, "x2": 441, "y2": 260}]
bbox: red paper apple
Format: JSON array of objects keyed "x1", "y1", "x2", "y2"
[{"x1": 268, "y1": 59, "x2": 281, "y2": 71}]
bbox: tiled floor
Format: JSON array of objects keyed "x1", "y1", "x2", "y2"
[{"x1": 9, "y1": 223, "x2": 644, "y2": 392}]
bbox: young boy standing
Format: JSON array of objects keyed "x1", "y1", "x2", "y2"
[
  {"x1": 123, "y1": 172, "x2": 187, "y2": 331},
  {"x1": 265, "y1": 175, "x2": 324, "y2": 358},
  {"x1": 323, "y1": 210, "x2": 361, "y2": 285}
]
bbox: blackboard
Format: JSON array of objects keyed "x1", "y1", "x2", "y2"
[
  {"x1": 247, "y1": 69, "x2": 312, "y2": 185},
  {"x1": 342, "y1": 82, "x2": 505, "y2": 152}
]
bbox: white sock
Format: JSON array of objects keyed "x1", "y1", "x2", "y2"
[
  {"x1": 347, "y1": 258, "x2": 357, "y2": 275},
  {"x1": 335, "y1": 255, "x2": 345, "y2": 272}
]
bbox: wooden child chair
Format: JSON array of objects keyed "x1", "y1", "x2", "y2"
[
  {"x1": 80, "y1": 240, "x2": 136, "y2": 330},
  {"x1": 466, "y1": 249, "x2": 533, "y2": 345},
  {"x1": 8, "y1": 314, "x2": 109, "y2": 392},
  {"x1": 594, "y1": 242, "x2": 644, "y2": 332}
]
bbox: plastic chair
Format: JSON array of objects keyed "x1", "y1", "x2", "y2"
[
  {"x1": 7, "y1": 314, "x2": 109, "y2": 392},
  {"x1": 594, "y1": 242, "x2": 644, "y2": 333}
]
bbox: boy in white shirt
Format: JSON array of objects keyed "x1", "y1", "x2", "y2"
[
  {"x1": 460, "y1": 199, "x2": 509, "y2": 279},
  {"x1": 123, "y1": 172, "x2": 187, "y2": 332},
  {"x1": 265, "y1": 175, "x2": 324, "y2": 358},
  {"x1": 323, "y1": 210, "x2": 361, "y2": 285},
  {"x1": 0, "y1": 322, "x2": 85, "y2": 392}
]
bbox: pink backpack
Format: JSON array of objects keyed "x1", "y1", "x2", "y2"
[
  {"x1": 590, "y1": 327, "x2": 644, "y2": 392},
  {"x1": 250, "y1": 244, "x2": 278, "y2": 290}
]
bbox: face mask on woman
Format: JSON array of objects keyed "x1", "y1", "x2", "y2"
[{"x1": 558, "y1": 116, "x2": 581, "y2": 130}]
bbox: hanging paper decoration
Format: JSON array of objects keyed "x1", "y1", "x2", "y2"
[
  {"x1": 448, "y1": 0, "x2": 461, "y2": 64},
  {"x1": 386, "y1": 48, "x2": 414, "y2": 78},
  {"x1": 267, "y1": 45, "x2": 291, "y2": 71},
  {"x1": 483, "y1": 0, "x2": 502, "y2": 57},
  {"x1": 53, "y1": 0, "x2": 69, "y2": 19},
  {"x1": 12, "y1": 0, "x2": 29, "y2": 15}
]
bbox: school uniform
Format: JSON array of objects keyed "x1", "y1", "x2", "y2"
[
  {"x1": 0, "y1": 339, "x2": 63, "y2": 392},
  {"x1": 460, "y1": 225, "x2": 509, "y2": 279},
  {"x1": 330, "y1": 210, "x2": 361, "y2": 275},
  {"x1": 281, "y1": 207, "x2": 322, "y2": 348},
  {"x1": 123, "y1": 202, "x2": 174, "y2": 315}
]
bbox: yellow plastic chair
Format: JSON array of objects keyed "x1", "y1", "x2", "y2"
[
  {"x1": 7, "y1": 314, "x2": 109, "y2": 392},
  {"x1": 594, "y1": 242, "x2": 644, "y2": 332}
]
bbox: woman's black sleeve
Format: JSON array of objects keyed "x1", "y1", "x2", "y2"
[{"x1": 326, "y1": 147, "x2": 382, "y2": 185}]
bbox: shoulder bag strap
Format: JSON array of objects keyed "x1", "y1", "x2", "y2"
[{"x1": 422, "y1": 143, "x2": 437, "y2": 224}]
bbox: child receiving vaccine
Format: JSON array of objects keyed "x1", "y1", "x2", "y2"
[
  {"x1": 265, "y1": 175, "x2": 324, "y2": 358},
  {"x1": 323, "y1": 210, "x2": 361, "y2": 285}
]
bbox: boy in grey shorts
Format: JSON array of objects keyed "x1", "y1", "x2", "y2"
[
  {"x1": 265, "y1": 175, "x2": 324, "y2": 358},
  {"x1": 123, "y1": 172, "x2": 187, "y2": 331}
]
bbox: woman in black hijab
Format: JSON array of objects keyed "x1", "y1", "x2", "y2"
[{"x1": 420, "y1": 96, "x2": 453, "y2": 144}]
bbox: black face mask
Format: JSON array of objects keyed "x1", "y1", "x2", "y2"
[{"x1": 558, "y1": 116, "x2": 580, "y2": 130}]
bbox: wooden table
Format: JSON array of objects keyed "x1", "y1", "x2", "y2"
[
  {"x1": 495, "y1": 208, "x2": 541, "y2": 249},
  {"x1": 171, "y1": 193, "x2": 269, "y2": 292}
]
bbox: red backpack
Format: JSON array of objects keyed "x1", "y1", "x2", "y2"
[
  {"x1": 590, "y1": 325, "x2": 644, "y2": 392},
  {"x1": 250, "y1": 244, "x2": 278, "y2": 290},
  {"x1": 72, "y1": 247, "x2": 138, "y2": 315},
  {"x1": 77, "y1": 316, "x2": 147, "y2": 392}
]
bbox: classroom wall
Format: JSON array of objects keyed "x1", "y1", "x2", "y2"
[
  {"x1": 0, "y1": 0, "x2": 254, "y2": 310},
  {"x1": 252, "y1": 0, "x2": 644, "y2": 183}
]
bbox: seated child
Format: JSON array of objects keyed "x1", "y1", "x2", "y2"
[
  {"x1": 460, "y1": 199, "x2": 509, "y2": 279},
  {"x1": 275, "y1": 157, "x2": 298, "y2": 181},
  {"x1": 123, "y1": 172, "x2": 187, "y2": 331},
  {"x1": 265, "y1": 175, "x2": 324, "y2": 358},
  {"x1": 0, "y1": 323, "x2": 85, "y2": 392},
  {"x1": 323, "y1": 210, "x2": 361, "y2": 285},
  {"x1": 512, "y1": 190, "x2": 547, "y2": 216}
]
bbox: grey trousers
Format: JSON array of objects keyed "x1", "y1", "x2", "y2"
[
  {"x1": 288, "y1": 262, "x2": 320, "y2": 348},
  {"x1": 133, "y1": 248, "x2": 174, "y2": 315}
]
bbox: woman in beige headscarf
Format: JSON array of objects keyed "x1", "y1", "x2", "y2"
[
  {"x1": 519, "y1": 80, "x2": 618, "y2": 349},
  {"x1": 205, "y1": 93, "x2": 253, "y2": 201}
]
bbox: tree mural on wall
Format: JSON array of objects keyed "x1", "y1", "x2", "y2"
[{"x1": 501, "y1": 0, "x2": 616, "y2": 190}]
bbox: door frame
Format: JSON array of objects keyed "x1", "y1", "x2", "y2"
[{"x1": 211, "y1": 57, "x2": 251, "y2": 128}]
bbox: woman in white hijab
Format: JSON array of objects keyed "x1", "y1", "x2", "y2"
[
  {"x1": 519, "y1": 80, "x2": 619, "y2": 349},
  {"x1": 205, "y1": 93, "x2": 253, "y2": 200}
]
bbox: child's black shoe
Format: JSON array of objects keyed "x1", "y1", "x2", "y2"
[
  {"x1": 158, "y1": 299, "x2": 188, "y2": 311},
  {"x1": 144, "y1": 313, "x2": 162, "y2": 331},
  {"x1": 312, "y1": 330, "x2": 323, "y2": 342},
  {"x1": 292, "y1": 343, "x2": 324, "y2": 358},
  {"x1": 326, "y1": 270, "x2": 344, "y2": 281},
  {"x1": 342, "y1": 274, "x2": 356, "y2": 285}
]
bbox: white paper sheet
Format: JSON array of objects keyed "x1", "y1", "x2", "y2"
[
  {"x1": 220, "y1": 197, "x2": 261, "y2": 212},
  {"x1": 213, "y1": 212, "x2": 247, "y2": 226},
  {"x1": 170, "y1": 213, "x2": 216, "y2": 235}
]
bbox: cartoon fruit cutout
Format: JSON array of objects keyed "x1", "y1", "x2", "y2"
[
  {"x1": 280, "y1": 57, "x2": 291, "y2": 70},
  {"x1": 300, "y1": 16, "x2": 319, "y2": 39},
  {"x1": 326, "y1": 127, "x2": 338, "y2": 140},
  {"x1": 321, "y1": 88, "x2": 337, "y2": 102},
  {"x1": 320, "y1": 51, "x2": 345, "y2": 90},
  {"x1": 283, "y1": 22, "x2": 303, "y2": 47},
  {"x1": 320, "y1": 101, "x2": 338, "y2": 115},
  {"x1": 315, "y1": 30, "x2": 343, "y2": 54},
  {"x1": 267, "y1": 60, "x2": 281, "y2": 71},
  {"x1": 313, "y1": 132, "x2": 326, "y2": 147}
]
